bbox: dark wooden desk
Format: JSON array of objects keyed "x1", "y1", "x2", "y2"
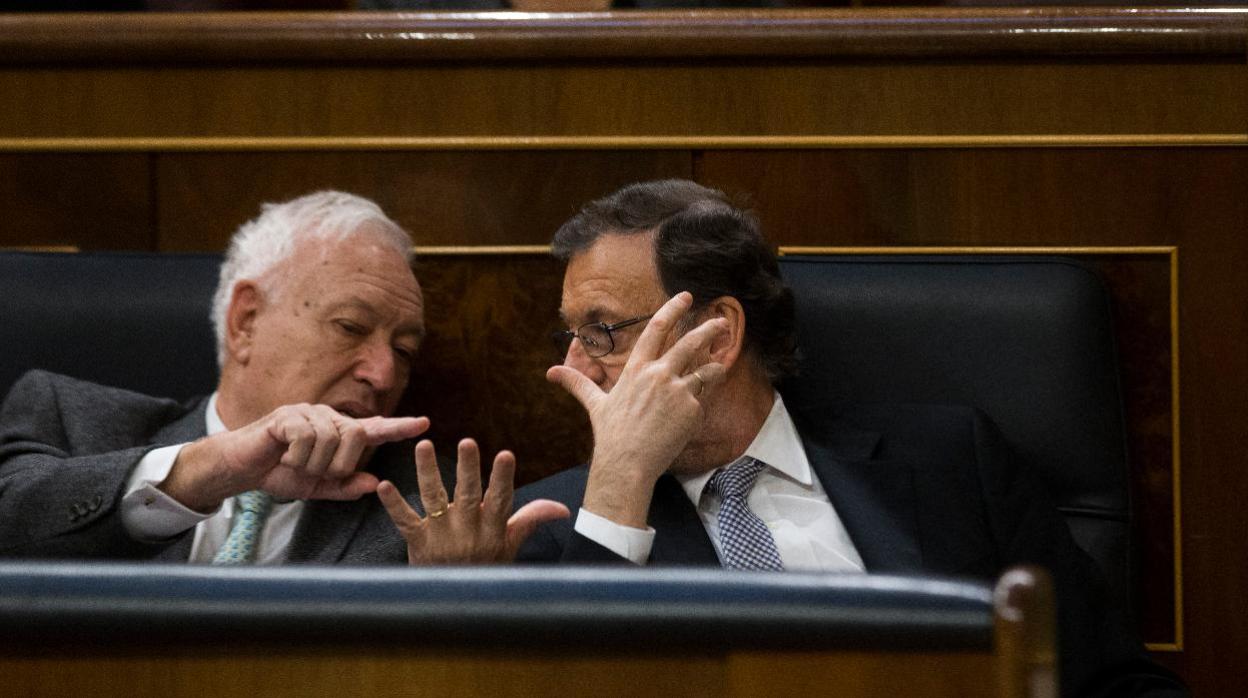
[{"x1": 0, "y1": 563, "x2": 1054, "y2": 698}]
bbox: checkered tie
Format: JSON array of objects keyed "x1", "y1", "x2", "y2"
[
  {"x1": 707, "y1": 457, "x2": 784, "y2": 571},
  {"x1": 212, "y1": 490, "x2": 274, "y2": 565}
]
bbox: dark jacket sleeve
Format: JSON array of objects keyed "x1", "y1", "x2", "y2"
[
  {"x1": 968, "y1": 411, "x2": 1186, "y2": 698},
  {"x1": 0, "y1": 370, "x2": 190, "y2": 558},
  {"x1": 513, "y1": 464, "x2": 633, "y2": 564}
]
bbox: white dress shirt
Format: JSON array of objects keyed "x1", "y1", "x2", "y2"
[
  {"x1": 119, "y1": 394, "x2": 304, "y2": 564},
  {"x1": 574, "y1": 393, "x2": 865, "y2": 572}
]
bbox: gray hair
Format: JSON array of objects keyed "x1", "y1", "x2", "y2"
[{"x1": 211, "y1": 190, "x2": 414, "y2": 367}]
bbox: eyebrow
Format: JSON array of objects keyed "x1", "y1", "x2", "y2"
[
  {"x1": 324, "y1": 298, "x2": 381, "y2": 321},
  {"x1": 558, "y1": 306, "x2": 612, "y2": 326}
]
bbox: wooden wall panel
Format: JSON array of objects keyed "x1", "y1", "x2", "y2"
[
  {"x1": 697, "y1": 148, "x2": 1247, "y2": 247},
  {"x1": 155, "y1": 151, "x2": 691, "y2": 251},
  {"x1": 1091, "y1": 254, "x2": 1177, "y2": 645},
  {"x1": 1, "y1": 647, "x2": 727, "y2": 698},
  {"x1": 400, "y1": 253, "x2": 592, "y2": 484},
  {"x1": 1, "y1": 62, "x2": 1243, "y2": 139},
  {"x1": 0, "y1": 153, "x2": 151, "y2": 250}
]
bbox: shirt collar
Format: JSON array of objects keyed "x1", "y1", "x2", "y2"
[
  {"x1": 678, "y1": 392, "x2": 813, "y2": 506},
  {"x1": 205, "y1": 392, "x2": 226, "y2": 436},
  {"x1": 203, "y1": 393, "x2": 233, "y2": 514}
]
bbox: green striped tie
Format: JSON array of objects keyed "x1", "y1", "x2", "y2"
[{"x1": 212, "y1": 490, "x2": 274, "y2": 565}]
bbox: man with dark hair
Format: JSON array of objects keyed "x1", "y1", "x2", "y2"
[{"x1": 515, "y1": 179, "x2": 1184, "y2": 696}]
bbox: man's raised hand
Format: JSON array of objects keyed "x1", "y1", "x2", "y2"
[
  {"x1": 160, "y1": 404, "x2": 429, "y2": 512},
  {"x1": 545, "y1": 292, "x2": 727, "y2": 528},
  {"x1": 377, "y1": 438, "x2": 570, "y2": 564}
]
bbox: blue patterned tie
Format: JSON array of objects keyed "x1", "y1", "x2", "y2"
[
  {"x1": 212, "y1": 490, "x2": 274, "y2": 565},
  {"x1": 707, "y1": 457, "x2": 784, "y2": 571}
]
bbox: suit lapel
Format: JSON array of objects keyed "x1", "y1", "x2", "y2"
[
  {"x1": 285, "y1": 498, "x2": 368, "y2": 563},
  {"x1": 150, "y1": 397, "x2": 209, "y2": 446},
  {"x1": 799, "y1": 419, "x2": 924, "y2": 574},
  {"x1": 647, "y1": 406, "x2": 925, "y2": 571},
  {"x1": 648, "y1": 474, "x2": 719, "y2": 565},
  {"x1": 285, "y1": 442, "x2": 414, "y2": 563}
]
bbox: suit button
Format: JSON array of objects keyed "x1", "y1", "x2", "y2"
[{"x1": 88, "y1": 495, "x2": 102, "y2": 512}]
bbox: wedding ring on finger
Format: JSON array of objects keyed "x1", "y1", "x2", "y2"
[
  {"x1": 691, "y1": 369, "x2": 706, "y2": 396},
  {"x1": 427, "y1": 507, "x2": 448, "y2": 519}
]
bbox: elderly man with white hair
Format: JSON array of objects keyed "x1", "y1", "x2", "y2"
[{"x1": 0, "y1": 191, "x2": 567, "y2": 563}]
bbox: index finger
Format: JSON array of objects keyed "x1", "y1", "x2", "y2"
[
  {"x1": 358, "y1": 416, "x2": 430, "y2": 446},
  {"x1": 628, "y1": 292, "x2": 693, "y2": 365},
  {"x1": 658, "y1": 316, "x2": 729, "y2": 375}
]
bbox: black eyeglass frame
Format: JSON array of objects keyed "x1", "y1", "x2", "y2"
[{"x1": 551, "y1": 314, "x2": 654, "y2": 359}]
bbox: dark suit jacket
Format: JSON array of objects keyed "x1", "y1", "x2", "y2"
[
  {"x1": 0, "y1": 370, "x2": 445, "y2": 563},
  {"x1": 514, "y1": 399, "x2": 1184, "y2": 698}
]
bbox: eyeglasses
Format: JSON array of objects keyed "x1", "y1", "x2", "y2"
[{"x1": 551, "y1": 315, "x2": 653, "y2": 359}]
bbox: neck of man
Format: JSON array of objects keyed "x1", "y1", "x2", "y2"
[{"x1": 671, "y1": 359, "x2": 776, "y2": 477}]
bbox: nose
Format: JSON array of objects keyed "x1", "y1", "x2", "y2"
[
  {"x1": 354, "y1": 340, "x2": 400, "y2": 394},
  {"x1": 563, "y1": 338, "x2": 606, "y2": 387}
]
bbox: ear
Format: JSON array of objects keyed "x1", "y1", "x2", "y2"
[
  {"x1": 702, "y1": 296, "x2": 747, "y2": 371},
  {"x1": 224, "y1": 281, "x2": 263, "y2": 365}
]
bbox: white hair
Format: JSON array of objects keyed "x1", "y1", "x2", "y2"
[{"x1": 211, "y1": 190, "x2": 415, "y2": 367}]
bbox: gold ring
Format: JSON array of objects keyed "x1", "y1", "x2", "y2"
[
  {"x1": 427, "y1": 507, "x2": 448, "y2": 519},
  {"x1": 691, "y1": 369, "x2": 706, "y2": 396}
]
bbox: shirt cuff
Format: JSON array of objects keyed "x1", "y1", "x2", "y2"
[
  {"x1": 120, "y1": 443, "x2": 217, "y2": 542},
  {"x1": 573, "y1": 508, "x2": 656, "y2": 565}
]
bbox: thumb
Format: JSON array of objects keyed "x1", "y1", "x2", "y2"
[
  {"x1": 546, "y1": 365, "x2": 603, "y2": 410},
  {"x1": 504, "y1": 499, "x2": 572, "y2": 560}
]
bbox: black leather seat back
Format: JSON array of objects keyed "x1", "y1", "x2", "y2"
[
  {"x1": 0, "y1": 251, "x2": 221, "y2": 402},
  {"x1": 778, "y1": 255, "x2": 1130, "y2": 609}
]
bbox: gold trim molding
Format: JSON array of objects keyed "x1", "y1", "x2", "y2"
[
  {"x1": 780, "y1": 246, "x2": 1178, "y2": 256},
  {"x1": 0, "y1": 135, "x2": 1244, "y2": 152},
  {"x1": 0, "y1": 245, "x2": 81, "y2": 253},
  {"x1": 415, "y1": 245, "x2": 550, "y2": 256},
  {"x1": 780, "y1": 245, "x2": 1183, "y2": 653}
]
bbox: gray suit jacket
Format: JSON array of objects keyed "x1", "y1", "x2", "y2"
[{"x1": 0, "y1": 370, "x2": 443, "y2": 563}]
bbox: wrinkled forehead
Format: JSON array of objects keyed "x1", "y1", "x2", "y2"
[
  {"x1": 280, "y1": 234, "x2": 420, "y2": 301},
  {"x1": 559, "y1": 232, "x2": 666, "y2": 322}
]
